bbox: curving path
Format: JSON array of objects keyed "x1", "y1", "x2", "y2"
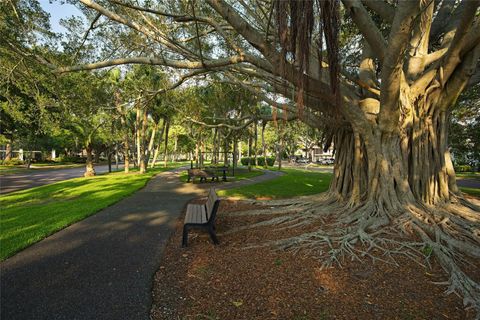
[{"x1": 0, "y1": 168, "x2": 280, "y2": 320}]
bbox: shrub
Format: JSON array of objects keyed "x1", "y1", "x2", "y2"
[
  {"x1": 240, "y1": 156, "x2": 275, "y2": 166},
  {"x1": 3, "y1": 158, "x2": 24, "y2": 166},
  {"x1": 454, "y1": 165, "x2": 472, "y2": 172},
  {"x1": 56, "y1": 156, "x2": 87, "y2": 163}
]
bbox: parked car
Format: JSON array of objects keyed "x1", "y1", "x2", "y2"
[
  {"x1": 317, "y1": 158, "x2": 334, "y2": 165},
  {"x1": 296, "y1": 158, "x2": 310, "y2": 164}
]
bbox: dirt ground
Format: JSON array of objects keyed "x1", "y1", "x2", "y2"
[{"x1": 151, "y1": 199, "x2": 478, "y2": 320}]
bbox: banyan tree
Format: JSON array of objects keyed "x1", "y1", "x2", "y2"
[{"x1": 49, "y1": 0, "x2": 480, "y2": 312}]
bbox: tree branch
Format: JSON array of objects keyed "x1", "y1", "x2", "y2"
[
  {"x1": 54, "y1": 55, "x2": 247, "y2": 74},
  {"x1": 379, "y1": 0, "x2": 420, "y2": 132},
  {"x1": 342, "y1": 0, "x2": 387, "y2": 62},
  {"x1": 361, "y1": 0, "x2": 395, "y2": 22}
]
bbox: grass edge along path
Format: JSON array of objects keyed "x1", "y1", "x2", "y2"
[
  {"x1": 0, "y1": 163, "x2": 185, "y2": 260},
  {"x1": 179, "y1": 167, "x2": 264, "y2": 183},
  {"x1": 218, "y1": 168, "x2": 478, "y2": 199},
  {"x1": 218, "y1": 168, "x2": 332, "y2": 199}
]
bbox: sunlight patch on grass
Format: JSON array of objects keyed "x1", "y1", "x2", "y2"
[
  {"x1": 218, "y1": 168, "x2": 331, "y2": 199},
  {"x1": 460, "y1": 187, "x2": 480, "y2": 198},
  {"x1": 0, "y1": 162, "x2": 186, "y2": 260}
]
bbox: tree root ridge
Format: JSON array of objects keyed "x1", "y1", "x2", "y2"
[{"x1": 227, "y1": 196, "x2": 480, "y2": 315}]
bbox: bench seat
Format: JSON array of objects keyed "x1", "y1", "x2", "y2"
[
  {"x1": 184, "y1": 204, "x2": 207, "y2": 224},
  {"x1": 182, "y1": 188, "x2": 220, "y2": 247}
]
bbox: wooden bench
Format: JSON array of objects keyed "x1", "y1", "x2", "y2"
[
  {"x1": 182, "y1": 188, "x2": 220, "y2": 247},
  {"x1": 186, "y1": 168, "x2": 218, "y2": 183}
]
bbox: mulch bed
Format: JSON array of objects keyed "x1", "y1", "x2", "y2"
[{"x1": 151, "y1": 199, "x2": 478, "y2": 320}]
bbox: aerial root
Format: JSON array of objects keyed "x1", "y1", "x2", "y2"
[{"x1": 222, "y1": 196, "x2": 480, "y2": 315}]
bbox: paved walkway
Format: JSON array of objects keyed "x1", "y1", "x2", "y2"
[{"x1": 0, "y1": 168, "x2": 281, "y2": 320}]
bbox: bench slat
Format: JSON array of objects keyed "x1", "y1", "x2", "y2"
[
  {"x1": 182, "y1": 188, "x2": 220, "y2": 247},
  {"x1": 185, "y1": 204, "x2": 207, "y2": 224}
]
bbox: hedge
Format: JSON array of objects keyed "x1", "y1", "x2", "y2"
[
  {"x1": 240, "y1": 156, "x2": 275, "y2": 166},
  {"x1": 454, "y1": 165, "x2": 473, "y2": 172}
]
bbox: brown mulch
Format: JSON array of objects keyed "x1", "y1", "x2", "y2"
[{"x1": 151, "y1": 199, "x2": 478, "y2": 320}]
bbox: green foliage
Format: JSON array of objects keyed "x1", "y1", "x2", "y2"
[
  {"x1": 240, "y1": 156, "x2": 275, "y2": 167},
  {"x1": 2, "y1": 158, "x2": 24, "y2": 166},
  {"x1": 454, "y1": 165, "x2": 473, "y2": 172},
  {"x1": 449, "y1": 85, "x2": 480, "y2": 168},
  {"x1": 422, "y1": 245, "x2": 433, "y2": 258},
  {"x1": 55, "y1": 156, "x2": 87, "y2": 163}
]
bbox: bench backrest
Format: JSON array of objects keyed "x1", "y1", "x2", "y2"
[
  {"x1": 188, "y1": 168, "x2": 207, "y2": 177},
  {"x1": 205, "y1": 188, "x2": 220, "y2": 221}
]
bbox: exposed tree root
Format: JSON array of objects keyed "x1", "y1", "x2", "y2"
[{"x1": 222, "y1": 194, "x2": 480, "y2": 316}]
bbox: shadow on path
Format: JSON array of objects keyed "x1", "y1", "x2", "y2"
[{"x1": 0, "y1": 168, "x2": 280, "y2": 320}]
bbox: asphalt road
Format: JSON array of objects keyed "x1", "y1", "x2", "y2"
[{"x1": 0, "y1": 164, "x2": 125, "y2": 194}]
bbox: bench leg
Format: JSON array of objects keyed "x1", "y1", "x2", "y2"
[
  {"x1": 208, "y1": 226, "x2": 219, "y2": 245},
  {"x1": 182, "y1": 226, "x2": 189, "y2": 247}
]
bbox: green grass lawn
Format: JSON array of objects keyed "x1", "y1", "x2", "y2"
[
  {"x1": 179, "y1": 167, "x2": 264, "y2": 183},
  {"x1": 219, "y1": 168, "x2": 331, "y2": 199},
  {"x1": 0, "y1": 162, "x2": 88, "y2": 175},
  {"x1": 0, "y1": 166, "x2": 29, "y2": 175},
  {"x1": 460, "y1": 187, "x2": 480, "y2": 198},
  {"x1": 456, "y1": 172, "x2": 480, "y2": 180},
  {"x1": 0, "y1": 162, "x2": 186, "y2": 260}
]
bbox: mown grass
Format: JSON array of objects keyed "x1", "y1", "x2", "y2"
[
  {"x1": 460, "y1": 187, "x2": 480, "y2": 198},
  {"x1": 0, "y1": 166, "x2": 28, "y2": 175},
  {"x1": 179, "y1": 167, "x2": 264, "y2": 183},
  {"x1": 0, "y1": 163, "x2": 186, "y2": 260},
  {"x1": 456, "y1": 172, "x2": 480, "y2": 180},
  {"x1": 219, "y1": 168, "x2": 331, "y2": 199}
]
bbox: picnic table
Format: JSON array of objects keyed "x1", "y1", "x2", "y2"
[{"x1": 204, "y1": 166, "x2": 229, "y2": 181}]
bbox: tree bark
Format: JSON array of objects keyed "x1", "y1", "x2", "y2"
[
  {"x1": 262, "y1": 121, "x2": 267, "y2": 168},
  {"x1": 254, "y1": 122, "x2": 258, "y2": 166},
  {"x1": 136, "y1": 104, "x2": 141, "y2": 168},
  {"x1": 146, "y1": 119, "x2": 158, "y2": 165},
  {"x1": 248, "y1": 132, "x2": 252, "y2": 171},
  {"x1": 115, "y1": 91, "x2": 130, "y2": 173},
  {"x1": 150, "y1": 118, "x2": 165, "y2": 168},
  {"x1": 137, "y1": 106, "x2": 148, "y2": 173},
  {"x1": 331, "y1": 97, "x2": 459, "y2": 208},
  {"x1": 5, "y1": 142, "x2": 12, "y2": 162},
  {"x1": 84, "y1": 144, "x2": 96, "y2": 177},
  {"x1": 163, "y1": 119, "x2": 170, "y2": 167}
]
